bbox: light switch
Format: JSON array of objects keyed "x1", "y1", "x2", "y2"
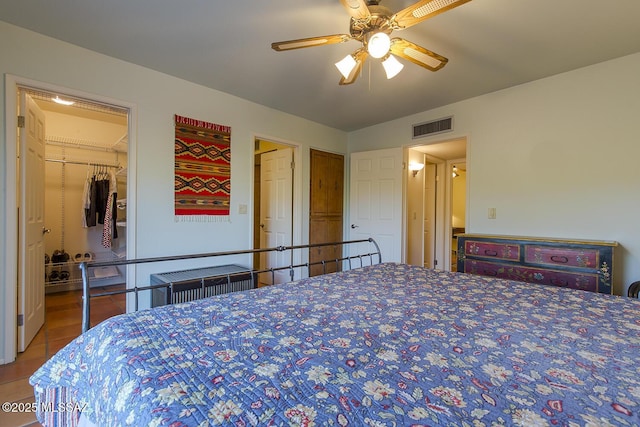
[
  {"x1": 238, "y1": 204, "x2": 247, "y2": 214},
  {"x1": 488, "y1": 207, "x2": 496, "y2": 219}
]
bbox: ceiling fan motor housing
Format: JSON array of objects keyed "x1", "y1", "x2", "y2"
[{"x1": 349, "y1": 4, "x2": 393, "y2": 42}]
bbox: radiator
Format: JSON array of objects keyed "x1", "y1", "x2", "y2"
[{"x1": 150, "y1": 264, "x2": 255, "y2": 307}]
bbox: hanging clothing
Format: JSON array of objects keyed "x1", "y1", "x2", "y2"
[
  {"x1": 85, "y1": 174, "x2": 110, "y2": 227},
  {"x1": 81, "y1": 173, "x2": 91, "y2": 228},
  {"x1": 96, "y1": 178, "x2": 109, "y2": 224},
  {"x1": 102, "y1": 170, "x2": 118, "y2": 248},
  {"x1": 84, "y1": 176, "x2": 97, "y2": 227}
]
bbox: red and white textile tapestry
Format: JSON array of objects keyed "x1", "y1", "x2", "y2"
[{"x1": 174, "y1": 114, "x2": 231, "y2": 221}]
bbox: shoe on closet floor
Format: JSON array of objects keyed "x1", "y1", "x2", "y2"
[{"x1": 51, "y1": 250, "x2": 62, "y2": 263}]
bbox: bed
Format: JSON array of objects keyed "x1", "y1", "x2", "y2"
[{"x1": 30, "y1": 261, "x2": 640, "y2": 426}]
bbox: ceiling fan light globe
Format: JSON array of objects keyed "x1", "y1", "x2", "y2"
[
  {"x1": 367, "y1": 32, "x2": 391, "y2": 58},
  {"x1": 335, "y1": 54, "x2": 357, "y2": 79},
  {"x1": 382, "y1": 54, "x2": 404, "y2": 79}
]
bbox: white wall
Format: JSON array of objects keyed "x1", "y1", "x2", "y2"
[
  {"x1": 349, "y1": 52, "x2": 640, "y2": 296},
  {"x1": 0, "y1": 21, "x2": 347, "y2": 363}
]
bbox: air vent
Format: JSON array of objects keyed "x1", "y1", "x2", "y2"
[{"x1": 412, "y1": 116, "x2": 453, "y2": 139}]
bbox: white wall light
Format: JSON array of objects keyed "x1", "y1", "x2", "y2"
[{"x1": 409, "y1": 162, "x2": 424, "y2": 177}]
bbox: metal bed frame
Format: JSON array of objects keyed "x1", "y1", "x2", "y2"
[{"x1": 79, "y1": 238, "x2": 381, "y2": 333}]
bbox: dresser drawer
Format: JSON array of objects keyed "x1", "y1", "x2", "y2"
[
  {"x1": 457, "y1": 234, "x2": 616, "y2": 294},
  {"x1": 524, "y1": 245, "x2": 599, "y2": 269},
  {"x1": 462, "y1": 260, "x2": 599, "y2": 292},
  {"x1": 463, "y1": 240, "x2": 520, "y2": 261}
]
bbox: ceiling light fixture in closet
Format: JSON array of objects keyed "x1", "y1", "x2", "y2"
[{"x1": 52, "y1": 96, "x2": 74, "y2": 106}]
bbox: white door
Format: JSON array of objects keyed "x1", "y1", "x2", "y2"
[
  {"x1": 349, "y1": 148, "x2": 403, "y2": 263},
  {"x1": 18, "y1": 93, "x2": 46, "y2": 352},
  {"x1": 259, "y1": 148, "x2": 293, "y2": 285},
  {"x1": 423, "y1": 163, "x2": 436, "y2": 268}
]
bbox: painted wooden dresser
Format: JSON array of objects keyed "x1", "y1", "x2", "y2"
[{"x1": 456, "y1": 234, "x2": 618, "y2": 294}]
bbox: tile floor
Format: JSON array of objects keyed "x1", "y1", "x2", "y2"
[{"x1": 0, "y1": 287, "x2": 125, "y2": 427}]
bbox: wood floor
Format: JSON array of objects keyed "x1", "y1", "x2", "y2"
[{"x1": 0, "y1": 287, "x2": 125, "y2": 427}]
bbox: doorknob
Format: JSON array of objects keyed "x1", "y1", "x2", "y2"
[
  {"x1": 351, "y1": 224, "x2": 359, "y2": 229},
  {"x1": 260, "y1": 223, "x2": 265, "y2": 228},
  {"x1": 42, "y1": 227, "x2": 51, "y2": 235}
]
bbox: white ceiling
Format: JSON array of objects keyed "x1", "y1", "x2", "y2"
[{"x1": 2, "y1": 0, "x2": 640, "y2": 132}]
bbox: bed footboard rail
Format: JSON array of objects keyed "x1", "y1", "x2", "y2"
[{"x1": 79, "y1": 238, "x2": 381, "y2": 333}]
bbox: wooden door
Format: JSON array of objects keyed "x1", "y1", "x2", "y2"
[
  {"x1": 309, "y1": 150, "x2": 344, "y2": 276},
  {"x1": 310, "y1": 149, "x2": 329, "y2": 216},
  {"x1": 18, "y1": 93, "x2": 46, "y2": 351}
]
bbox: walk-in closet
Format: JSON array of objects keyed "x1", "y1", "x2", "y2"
[{"x1": 25, "y1": 89, "x2": 129, "y2": 293}]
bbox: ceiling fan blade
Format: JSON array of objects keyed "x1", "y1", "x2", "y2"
[
  {"x1": 339, "y1": 0, "x2": 371, "y2": 20},
  {"x1": 339, "y1": 49, "x2": 368, "y2": 85},
  {"x1": 392, "y1": 0, "x2": 472, "y2": 29},
  {"x1": 390, "y1": 38, "x2": 448, "y2": 71},
  {"x1": 271, "y1": 34, "x2": 351, "y2": 51}
]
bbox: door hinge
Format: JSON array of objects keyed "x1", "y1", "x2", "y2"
[
  {"x1": 434, "y1": 259, "x2": 438, "y2": 266},
  {"x1": 291, "y1": 160, "x2": 295, "y2": 170},
  {"x1": 17, "y1": 314, "x2": 24, "y2": 327},
  {"x1": 17, "y1": 115, "x2": 25, "y2": 128}
]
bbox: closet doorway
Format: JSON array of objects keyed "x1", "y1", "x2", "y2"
[
  {"x1": 15, "y1": 84, "x2": 130, "y2": 352},
  {"x1": 253, "y1": 138, "x2": 298, "y2": 286}
]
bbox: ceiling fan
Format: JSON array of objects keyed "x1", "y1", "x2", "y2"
[{"x1": 271, "y1": 0, "x2": 472, "y2": 85}]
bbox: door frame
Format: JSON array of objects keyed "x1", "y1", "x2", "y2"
[
  {"x1": 404, "y1": 137, "x2": 468, "y2": 271},
  {"x1": 421, "y1": 155, "x2": 448, "y2": 269},
  {"x1": 251, "y1": 135, "x2": 301, "y2": 280},
  {"x1": 446, "y1": 157, "x2": 467, "y2": 270},
  {"x1": 2, "y1": 74, "x2": 137, "y2": 364}
]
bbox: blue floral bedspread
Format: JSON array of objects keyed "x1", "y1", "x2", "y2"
[{"x1": 30, "y1": 263, "x2": 640, "y2": 426}]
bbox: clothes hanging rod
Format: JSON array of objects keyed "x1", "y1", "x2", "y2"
[{"x1": 45, "y1": 158, "x2": 120, "y2": 169}]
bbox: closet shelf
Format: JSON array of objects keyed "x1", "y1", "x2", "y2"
[{"x1": 46, "y1": 135, "x2": 123, "y2": 153}]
